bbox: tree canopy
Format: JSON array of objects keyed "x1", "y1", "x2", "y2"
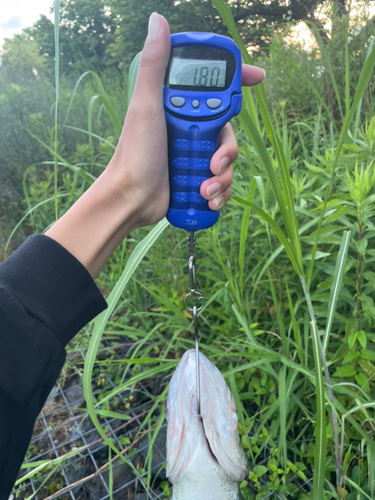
[{"x1": 1, "y1": 0, "x2": 374, "y2": 78}]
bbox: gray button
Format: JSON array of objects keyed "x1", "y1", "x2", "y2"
[
  {"x1": 206, "y1": 98, "x2": 222, "y2": 109},
  {"x1": 192, "y1": 100, "x2": 199, "y2": 108},
  {"x1": 170, "y1": 96, "x2": 186, "y2": 107}
]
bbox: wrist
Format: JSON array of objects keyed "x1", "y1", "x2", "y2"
[{"x1": 46, "y1": 169, "x2": 140, "y2": 279}]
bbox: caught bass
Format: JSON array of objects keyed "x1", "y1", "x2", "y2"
[{"x1": 166, "y1": 349, "x2": 248, "y2": 500}]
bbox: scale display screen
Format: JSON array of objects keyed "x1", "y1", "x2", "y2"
[
  {"x1": 168, "y1": 58, "x2": 227, "y2": 88},
  {"x1": 165, "y1": 45, "x2": 236, "y2": 92}
]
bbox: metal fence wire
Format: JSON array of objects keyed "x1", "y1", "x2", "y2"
[{"x1": 11, "y1": 344, "x2": 310, "y2": 500}]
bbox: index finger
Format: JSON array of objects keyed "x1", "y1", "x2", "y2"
[{"x1": 241, "y1": 64, "x2": 265, "y2": 87}]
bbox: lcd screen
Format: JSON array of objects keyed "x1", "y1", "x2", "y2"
[{"x1": 168, "y1": 58, "x2": 227, "y2": 88}]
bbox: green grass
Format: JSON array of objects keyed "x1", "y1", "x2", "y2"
[{"x1": 2, "y1": 1, "x2": 375, "y2": 499}]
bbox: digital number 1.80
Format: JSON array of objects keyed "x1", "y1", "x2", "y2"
[{"x1": 193, "y1": 66, "x2": 221, "y2": 87}]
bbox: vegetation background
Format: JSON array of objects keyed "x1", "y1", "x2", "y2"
[{"x1": 1, "y1": 0, "x2": 375, "y2": 499}]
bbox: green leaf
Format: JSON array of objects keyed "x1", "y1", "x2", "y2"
[
  {"x1": 304, "y1": 251, "x2": 331, "y2": 260},
  {"x1": 360, "y1": 349, "x2": 375, "y2": 361},
  {"x1": 323, "y1": 231, "x2": 351, "y2": 352},
  {"x1": 307, "y1": 43, "x2": 375, "y2": 285},
  {"x1": 357, "y1": 238, "x2": 368, "y2": 256},
  {"x1": 253, "y1": 465, "x2": 268, "y2": 478},
  {"x1": 83, "y1": 219, "x2": 169, "y2": 474},
  {"x1": 355, "y1": 372, "x2": 370, "y2": 393},
  {"x1": 369, "y1": 442, "x2": 375, "y2": 497},
  {"x1": 310, "y1": 320, "x2": 327, "y2": 500},
  {"x1": 345, "y1": 317, "x2": 358, "y2": 337},
  {"x1": 333, "y1": 366, "x2": 356, "y2": 377},
  {"x1": 96, "y1": 410, "x2": 131, "y2": 421},
  {"x1": 357, "y1": 330, "x2": 367, "y2": 350},
  {"x1": 232, "y1": 196, "x2": 303, "y2": 276},
  {"x1": 348, "y1": 331, "x2": 357, "y2": 350}
]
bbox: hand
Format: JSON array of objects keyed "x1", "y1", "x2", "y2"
[
  {"x1": 106, "y1": 12, "x2": 265, "y2": 228},
  {"x1": 46, "y1": 13, "x2": 265, "y2": 279}
]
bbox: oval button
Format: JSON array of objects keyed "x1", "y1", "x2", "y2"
[
  {"x1": 206, "y1": 98, "x2": 222, "y2": 109},
  {"x1": 170, "y1": 96, "x2": 186, "y2": 107},
  {"x1": 192, "y1": 100, "x2": 199, "y2": 108}
]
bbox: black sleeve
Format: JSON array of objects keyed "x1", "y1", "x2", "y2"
[{"x1": 0, "y1": 234, "x2": 107, "y2": 499}]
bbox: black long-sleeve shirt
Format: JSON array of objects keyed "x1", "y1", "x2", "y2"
[{"x1": 0, "y1": 235, "x2": 107, "y2": 499}]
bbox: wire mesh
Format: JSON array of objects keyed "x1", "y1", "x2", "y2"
[
  {"x1": 11, "y1": 342, "x2": 311, "y2": 500},
  {"x1": 11, "y1": 342, "x2": 167, "y2": 500}
]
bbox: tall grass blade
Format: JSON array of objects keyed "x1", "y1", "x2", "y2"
[
  {"x1": 64, "y1": 71, "x2": 122, "y2": 135},
  {"x1": 232, "y1": 196, "x2": 302, "y2": 276},
  {"x1": 238, "y1": 110, "x2": 300, "y2": 264},
  {"x1": 239, "y1": 178, "x2": 256, "y2": 297},
  {"x1": 211, "y1": 0, "x2": 302, "y2": 271},
  {"x1": 268, "y1": 275, "x2": 288, "y2": 356},
  {"x1": 87, "y1": 95, "x2": 100, "y2": 157},
  {"x1": 128, "y1": 52, "x2": 142, "y2": 105},
  {"x1": 269, "y1": 48, "x2": 336, "y2": 127},
  {"x1": 53, "y1": 0, "x2": 60, "y2": 221},
  {"x1": 369, "y1": 442, "x2": 375, "y2": 496},
  {"x1": 63, "y1": 126, "x2": 116, "y2": 150},
  {"x1": 344, "y1": 16, "x2": 350, "y2": 116},
  {"x1": 278, "y1": 365, "x2": 287, "y2": 468},
  {"x1": 323, "y1": 231, "x2": 351, "y2": 352},
  {"x1": 25, "y1": 130, "x2": 96, "y2": 184},
  {"x1": 354, "y1": 36, "x2": 375, "y2": 139},
  {"x1": 310, "y1": 320, "x2": 327, "y2": 500},
  {"x1": 305, "y1": 20, "x2": 344, "y2": 121},
  {"x1": 307, "y1": 45, "x2": 375, "y2": 286},
  {"x1": 83, "y1": 219, "x2": 169, "y2": 468},
  {"x1": 345, "y1": 477, "x2": 373, "y2": 500},
  {"x1": 286, "y1": 282, "x2": 303, "y2": 363},
  {"x1": 5, "y1": 194, "x2": 68, "y2": 255},
  {"x1": 108, "y1": 448, "x2": 113, "y2": 500}
]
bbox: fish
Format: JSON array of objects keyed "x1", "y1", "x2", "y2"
[{"x1": 166, "y1": 349, "x2": 248, "y2": 500}]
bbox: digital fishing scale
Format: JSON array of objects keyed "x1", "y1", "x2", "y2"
[
  {"x1": 163, "y1": 32, "x2": 243, "y2": 415},
  {"x1": 164, "y1": 32, "x2": 242, "y2": 230}
]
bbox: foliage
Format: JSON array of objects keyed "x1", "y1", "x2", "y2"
[
  {"x1": 4, "y1": 0, "x2": 374, "y2": 77},
  {"x1": 24, "y1": 0, "x2": 118, "y2": 76},
  {"x1": 2, "y1": 0, "x2": 375, "y2": 499}
]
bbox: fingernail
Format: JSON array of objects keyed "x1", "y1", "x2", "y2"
[
  {"x1": 261, "y1": 68, "x2": 266, "y2": 78},
  {"x1": 207, "y1": 182, "x2": 221, "y2": 199},
  {"x1": 218, "y1": 156, "x2": 230, "y2": 174},
  {"x1": 148, "y1": 12, "x2": 160, "y2": 40},
  {"x1": 214, "y1": 195, "x2": 225, "y2": 210}
]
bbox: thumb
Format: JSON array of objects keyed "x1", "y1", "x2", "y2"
[{"x1": 133, "y1": 13, "x2": 171, "y2": 99}]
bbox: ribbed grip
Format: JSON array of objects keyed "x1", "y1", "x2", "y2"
[{"x1": 166, "y1": 120, "x2": 222, "y2": 231}]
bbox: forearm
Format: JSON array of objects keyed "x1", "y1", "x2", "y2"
[{"x1": 46, "y1": 169, "x2": 138, "y2": 280}]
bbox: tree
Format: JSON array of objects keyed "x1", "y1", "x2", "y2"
[
  {"x1": 0, "y1": 34, "x2": 49, "y2": 82},
  {"x1": 108, "y1": 0, "x2": 359, "y2": 65},
  {"x1": 3, "y1": 0, "x2": 375, "y2": 76},
  {"x1": 24, "y1": 0, "x2": 118, "y2": 76}
]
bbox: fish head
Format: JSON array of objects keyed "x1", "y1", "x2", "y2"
[{"x1": 166, "y1": 349, "x2": 248, "y2": 498}]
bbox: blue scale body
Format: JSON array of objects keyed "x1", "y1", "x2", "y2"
[{"x1": 164, "y1": 32, "x2": 242, "y2": 231}]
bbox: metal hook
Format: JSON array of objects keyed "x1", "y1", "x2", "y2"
[
  {"x1": 188, "y1": 255, "x2": 197, "y2": 295},
  {"x1": 193, "y1": 306, "x2": 201, "y2": 417}
]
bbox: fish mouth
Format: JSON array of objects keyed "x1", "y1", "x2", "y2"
[{"x1": 166, "y1": 349, "x2": 248, "y2": 484}]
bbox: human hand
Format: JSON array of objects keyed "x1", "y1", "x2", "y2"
[
  {"x1": 46, "y1": 14, "x2": 265, "y2": 278},
  {"x1": 106, "y1": 12, "x2": 265, "y2": 229}
]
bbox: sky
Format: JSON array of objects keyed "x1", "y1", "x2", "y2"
[{"x1": 0, "y1": 0, "x2": 53, "y2": 47}]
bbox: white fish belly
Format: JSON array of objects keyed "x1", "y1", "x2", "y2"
[{"x1": 166, "y1": 349, "x2": 248, "y2": 500}]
